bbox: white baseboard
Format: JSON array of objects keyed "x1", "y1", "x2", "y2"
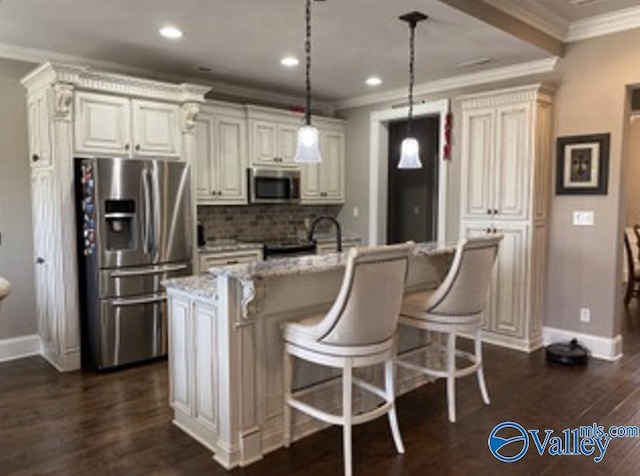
[
  {"x1": 0, "y1": 334, "x2": 41, "y2": 363},
  {"x1": 543, "y1": 326, "x2": 622, "y2": 362}
]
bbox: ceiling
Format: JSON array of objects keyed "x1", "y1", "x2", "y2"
[
  {"x1": 0, "y1": 0, "x2": 636, "y2": 102},
  {"x1": 532, "y1": 0, "x2": 640, "y2": 22}
]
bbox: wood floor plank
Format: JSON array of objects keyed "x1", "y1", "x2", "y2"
[{"x1": 3, "y1": 306, "x2": 640, "y2": 475}]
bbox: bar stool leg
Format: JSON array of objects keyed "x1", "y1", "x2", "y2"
[
  {"x1": 475, "y1": 329, "x2": 490, "y2": 405},
  {"x1": 343, "y1": 360, "x2": 353, "y2": 476},
  {"x1": 283, "y1": 350, "x2": 293, "y2": 447},
  {"x1": 446, "y1": 330, "x2": 457, "y2": 423},
  {"x1": 384, "y1": 358, "x2": 405, "y2": 454}
]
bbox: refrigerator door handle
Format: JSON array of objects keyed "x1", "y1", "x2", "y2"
[
  {"x1": 109, "y1": 263, "x2": 188, "y2": 278},
  {"x1": 111, "y1": 294, "x2": 166, "y2": 307},
  {"x1": 142, "y1": 167, "x2": 153, "y2": 255},
  {"x1": 151, "y1": 161, "x2": 161, "y2": 259}
]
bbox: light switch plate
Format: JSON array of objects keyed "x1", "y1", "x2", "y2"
[{"x1": 573, "y1": 211, "x2": 594, "y2": 226}]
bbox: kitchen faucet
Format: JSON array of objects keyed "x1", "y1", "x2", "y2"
[{"x1": 308, "y1": 216, "x2": 342, "y2": 252}]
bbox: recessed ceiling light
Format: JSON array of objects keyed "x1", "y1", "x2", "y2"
[
  {"x1": 159, "y1": 26, "x2": 183, "y2": 40},
  {"x1": 366, "y1": 76, "x2": 383, "y2": 86},
  {"x1": 281, "y1": 56, "x2": 300, "y2": 67}
]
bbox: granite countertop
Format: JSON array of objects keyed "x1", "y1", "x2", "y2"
[
  {"x1": 198, "y1": 240, "x2": 263, "y2": 254},
  {"x1": 163, "y1": 275, "x2": 217, "y2": 300},
  {"x1": 210, "y1": 241, "x2": 454, "y2": 282}
]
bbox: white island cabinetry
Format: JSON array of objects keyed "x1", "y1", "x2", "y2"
[{"x1": 165, "y1": 244, "x2": 454, "y2": 469}]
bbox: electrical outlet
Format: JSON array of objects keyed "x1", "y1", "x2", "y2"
[
  {"x1": 352, "y1": 207, "x2": 359, "y2": 218},
  {"x1": 580, "y1": 308, "x2": 591, "y2": 323}
]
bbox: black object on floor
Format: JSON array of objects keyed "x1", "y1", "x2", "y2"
[{"x1": 546, "y1": 338, "x2": 590, "y2": 365}]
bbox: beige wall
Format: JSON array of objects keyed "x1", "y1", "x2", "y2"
[
  {"x1": 339, "y1": 27, "x2": 640, "y2": 342},
  {"x1": 0, "y1": 57, "x2": 38, "y2": 339},
  {"x1": 548, "y1": 28, "x2": 640, "y2": 339}
]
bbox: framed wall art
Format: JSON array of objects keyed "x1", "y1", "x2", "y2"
[{"x1": 555, "y1": 133, "x2": 610, "y2": 195}]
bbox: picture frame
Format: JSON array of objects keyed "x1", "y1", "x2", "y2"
[{"x1": 555, "y1": 133, "x2": 610, "y2": 195}]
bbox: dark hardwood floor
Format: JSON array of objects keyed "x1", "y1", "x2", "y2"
[{"x1": 3, "y1": 305, "x2": 640, "y2": 476}]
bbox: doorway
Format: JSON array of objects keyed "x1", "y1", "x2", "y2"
[
  {"x1": 368, "y1": 99, "x2": 450, "y2": 246},
  {"x1": 386, "y1": 117, "x2": 440, "y2": 244}
]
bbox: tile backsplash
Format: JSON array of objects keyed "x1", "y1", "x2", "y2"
[{"x1": 198, "y1": 204, "x2": 342, "y2": 242}]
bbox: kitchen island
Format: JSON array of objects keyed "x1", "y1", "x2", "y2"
[{"x1": 164, "y1": 243, "x2": 454, "y2": 469}]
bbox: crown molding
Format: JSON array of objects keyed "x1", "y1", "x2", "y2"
[
  {"x1": 0, "y1": 41, "x2": 334, "y2": 114},
  {"x1": 482, "y1": 0, "x2": 568, "y2": 41},
  {"x1": 334, "y1": 57, "x2": 559, "y2": 111},
  {"x1": 566, "y1": 5, "x2": 640, "y2": 42}
]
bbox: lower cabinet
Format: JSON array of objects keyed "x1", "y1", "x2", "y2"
[
  {"x1": 168, "y1": 294, "x2": 218, "y2": 434},
  {"x1": 461, "y1": 221, "x2": 543, "y2": 350},
  {"x1": 199, "y1": 249, "x2": 263, "y2": 272}
]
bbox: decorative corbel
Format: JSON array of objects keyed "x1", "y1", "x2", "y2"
[
  {"x1": 181, "y1": 102, "x2": 201, "y2": 133},
  {"x1": 53, "y1": 82, "x2": 74, "y2": 120}
]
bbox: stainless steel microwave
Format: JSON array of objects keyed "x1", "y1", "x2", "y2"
[{"x1": 248, "y1": 168, "x2": 301, "y2": 204}]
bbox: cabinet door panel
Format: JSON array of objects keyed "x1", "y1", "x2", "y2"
[
  {"x1": 321, "y1": 130, "x2": 344, "y2": 201},
  {"x1": 74, "y1": 92, "x2": 130, "y2": 155},
  {"x1": 132, "y1": 100, "x2": 181, "y2": 157},
  {"x1": 194, "y1": 302, "x2": 218, "y2": 431},
  {"x1": 28, "y1": 91, "x2": 52, "y2": 168},
  {"x1": 277, "y1": 124, "x2": 299, "y2": 167},
  {"x1": 31, "y1": 170, "x2": 58, "y2": 349},
  {"x1": 301, "y1": 162, "x2": 322, "y2": 200},
  {"x1": 495, "y1": 105, "x2": 529, "y2": 219},
  {"x1": 195, "y1": 113, "x2": 215, "y2": 198},
  {"x1": 168, "y1": 296, "x2": 193, "y2": 415},
  {"x1": 251, "y1": 121, "x2": 277, "y2": 166},
  {"x1": 217, "y1": 116, "x2": 247, "y2": 201},
  {"x1": 461, "y1": 110, "x2": 494, "y2": 218}
]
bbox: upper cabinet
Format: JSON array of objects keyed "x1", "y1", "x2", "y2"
[
  {"x1": 74, "y1": 92, "x2": 181, "y2": 158},
  {"x1": 460, "y1": 86, "x2": 552, "y2": 223},
  {"x1": 249, "y1": 117, "x2": 299, "y2": 168},
  {"x1": 301, "y1": 126, "x2": 345, "y2": 204},
  {"x1": 195, "y1": 103, "x2": 248, "y2": 205}
]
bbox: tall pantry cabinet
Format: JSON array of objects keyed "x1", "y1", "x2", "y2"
[
  {"x1": 22, "y1": 63, "x2": 208, "y2": 371},
  {"x1": 459, "y1": 84, "x2": 554, "y2": 352}
]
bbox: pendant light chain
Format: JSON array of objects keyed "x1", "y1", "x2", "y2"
[
  {"x1": 407, "y1": 21, "x2": 416, "y2": 135},
  {"x1": 305, "y1": 0, "x2": 312, "y2": 126}
]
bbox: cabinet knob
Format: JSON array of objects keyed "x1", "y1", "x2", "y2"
[
  {"x1": 226, "y1": 260, "x2": 239, "y2": 265},
  {"x1": 493, "y1": 208, "x2": 499, "y2": 215},
  {"x1": 217, "y1": 191, "x2": 222, "y2": 196},
  {"x1": 211, "y1": 190, "x2": 217, "y2": 196},
  {"x1": 124, "y1": 144, "x2": 130, "y2": 151},
  {"x1": 486, "y1": 228, "x2": 492, "y2": 234},
  {"x1": 487, "y1": 208, "x2": 492, "y2": 215},
  {"x1": 36, "y1": 257, "x2": 45, "y2": 264},
  {"x1": 32, "y1": 154, "x2": 40, "y2": 162},
  {"x1": 135, "y1": 144, "x2": 141, "y2": 151}
]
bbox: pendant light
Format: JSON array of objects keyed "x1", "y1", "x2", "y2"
[
  {"x1": 398, "y1": 11, "x2": 427, "y2": 169},
  {"x1": 295, "y1": 0, "x2": 321, "y2": 163}
]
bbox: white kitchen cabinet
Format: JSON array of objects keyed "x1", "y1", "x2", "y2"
[
  {"x1": 461, "y1": 103, "x2": 530, "y2": 221},
  {"x1": 27, "y1": 89, "x2": 52, "y2": 168},
  {"x1": 459, "y1": 84, "x2": 554, "y2": 352},
  {"x1": 74, "y1": 91, "x2": 181, "y2": 158},
  {"x1": 195, "y1": 103, "x2": 248, "y2": 205},
  {"x1": 22, "y1": 63, "x2": 208, "y2": 371},
  {"x1": 249, "y1": 119, "x2": 298, "y2": 168},
  {"x1": 31, "y1": 169, "x2": 57, "y2": 351},
  {"x1": 301, "y1": 128, "x2": 345, "y2": 204},
  {"x1": 199, "y1": 249, "x2": 263, "y2": 272}
]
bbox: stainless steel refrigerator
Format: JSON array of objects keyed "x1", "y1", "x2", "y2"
[{"x1": 75, "y1": 157, "x2": 192, "y2": 369}]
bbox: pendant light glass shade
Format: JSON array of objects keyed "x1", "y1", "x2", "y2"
[
  {"x1": 398, "y1": 137, "x2": 422, "y2": 169},
  {"x1": 295, "y1": 0, "x2": 322, "y2": 164},
  {"x1": 398, "y1": 12, "x2": 427, "y2": 170},
  {"x1": 295, "y1": 125, "x2": 321, "y2": 163}
]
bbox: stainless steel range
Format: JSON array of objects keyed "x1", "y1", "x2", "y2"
[{"x1": 75, "y1": 157, "x2": 192, "y2": 370}]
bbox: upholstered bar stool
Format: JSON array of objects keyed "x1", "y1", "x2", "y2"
[
  {"x1": 282, "y1": 242, "x2": 414, "y2": 476},
  {"x1": 396, "y1": 235, "x2": 502, "y2": 423}
]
